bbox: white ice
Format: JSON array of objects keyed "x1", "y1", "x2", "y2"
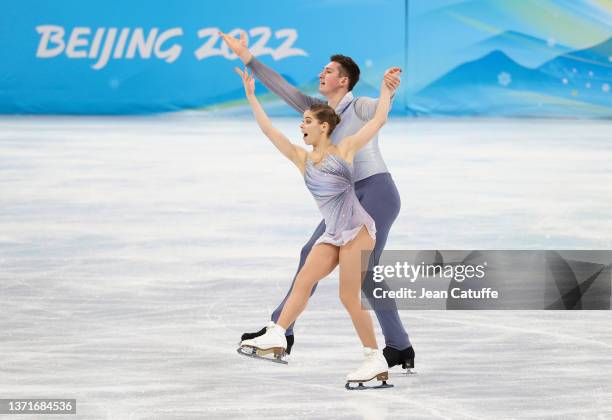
[{"x1": 1, "y1": 115, "x2": 611, "y2": 419}]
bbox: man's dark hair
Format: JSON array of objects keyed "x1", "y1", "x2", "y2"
[{"x1": 330, "y1": 54, "x2": 360, "y2": 91}]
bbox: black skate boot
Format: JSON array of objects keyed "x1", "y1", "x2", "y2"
[
  {"x1": 383, "y1": 346, "x2": 415, "y2": 372},
  {"x1": 241, "y1": 326, "x2": 295, "y2": 354}
]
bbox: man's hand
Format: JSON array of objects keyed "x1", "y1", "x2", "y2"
[
  {"x1": 219, "y1": 31, "x2": 253, "y2": 65},
  {"x1": 383, "y1": 67, "x2": 402, "y2": 94}
]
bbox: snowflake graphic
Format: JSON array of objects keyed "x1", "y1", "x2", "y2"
[
  {"x1": 603, "y1": 83, "x2": 610, "y2": 93},
  {"x1": 497, "y1": 72, "x2": 512, "y2": 87}
]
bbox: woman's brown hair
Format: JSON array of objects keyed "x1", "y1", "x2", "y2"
[{"x1": 309, "y1": 104, "x2": 341, "y2": 135}]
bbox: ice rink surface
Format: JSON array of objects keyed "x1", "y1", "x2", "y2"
[{"x1": 1, "y1": 115, "x2": 611, "y2": 419}]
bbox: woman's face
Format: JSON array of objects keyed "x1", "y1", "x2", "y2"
[{"x1": 300, "y1": 110, "x2": 327, "y2": 146}]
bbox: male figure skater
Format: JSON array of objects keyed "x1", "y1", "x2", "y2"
[{"x1": 220, "y1": 32, "x2": 415, "y2": 369}]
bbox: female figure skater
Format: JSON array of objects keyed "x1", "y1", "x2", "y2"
[{"x1": 236, "y1": 65, "x2": 397, "y2": 388}]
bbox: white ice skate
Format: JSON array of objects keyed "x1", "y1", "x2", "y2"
[
  {"x1": 345, "y1": 348, "x2": 393, "y2": 390},
  {"x1": 237, "y1": 323, "x2": 288, "y2": 364}
]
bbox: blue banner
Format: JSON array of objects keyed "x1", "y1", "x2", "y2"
[
  {"x1": 1, "y1": 0, "x2": 611, "y2": 117},
  {"x1": 406, "y1": 0, "x2": 612, "y2": 118},
  {"x1": 0, "y1": 0, "x2": 405, "y2": 114}
]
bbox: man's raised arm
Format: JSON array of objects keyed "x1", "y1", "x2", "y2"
[{"x1": 219, "y1": 31, "x2": 322, "y2": 113}]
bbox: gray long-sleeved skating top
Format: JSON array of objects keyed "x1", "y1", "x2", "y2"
[{"x1": 247, "y1": 58, "x2": 389, "y2": 181}]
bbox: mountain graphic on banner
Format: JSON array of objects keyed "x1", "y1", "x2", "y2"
[
  {"x1": 468, "y1": 30, "x2": 573, "y2": 68},
  {"x1": 410, "y1": 37, "x2": 612, "y2": 117}
]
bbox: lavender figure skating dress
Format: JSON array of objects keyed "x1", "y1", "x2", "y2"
[{"x1": 305, "y1": 153, "x2": 377, "y2": 246}]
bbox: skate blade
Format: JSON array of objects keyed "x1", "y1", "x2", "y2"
[
  {"x1": 345, "y1": 381, "x2": 394, "y2": 391},
  {"x1": 236, "y1": 346, "x2": 288, "y2": 365},
  {"x1": 391, "y1": 368, "x2": 417, "y2": 377},
  {"x1": 345, "y1": 372, "x2": 393, "y2": 390}
]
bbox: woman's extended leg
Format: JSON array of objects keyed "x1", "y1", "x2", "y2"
[
  {"x1": 240, "y1": 243, "x2": 338, "y2": 355},
  {"x1": 276, "y1": 243, "x2": 339, "y2": 330},
  {"x1": 338, "y1": 227, "x2": 377, "y2": 348}
]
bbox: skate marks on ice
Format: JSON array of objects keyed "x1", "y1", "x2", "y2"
[
  {"x1": 228, "y1": 306, "x2": 612, "y2": 418},
  {"x1": 399, "y1": 311, "x2": 612, "y2": 419},
  {"x1": 1, "y1": 116, "x2": 612, "y2": 419},
  {"x1": 382, "y1": 118, "x2": 612, "y2": 249},
  {"x1": 228, "y1": 310, "x2": 491, "y2": 419},
  {"x1": 231, "y1": 352, "x2": 481, "y2": 420},
  {"x1": 345, "y1": 374, "x2": 394, "y2": 391}
]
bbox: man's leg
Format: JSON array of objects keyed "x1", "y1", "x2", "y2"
[
  {"x1": 271, "y1": 219, "x2": 326, "y2": 335},
  {"x1": 356, "y1": 173, "x2": 411, "y2": 351}
]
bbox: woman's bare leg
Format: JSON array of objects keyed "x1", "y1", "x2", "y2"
[
  {"x1": 276, "y1": 243, "x2": 338, "y2": 329},
  {"x1": 339, "y1": 227, "x2": 377, "y2": 349}
]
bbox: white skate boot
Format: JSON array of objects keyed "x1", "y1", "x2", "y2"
[
  {"x1": 345, "y1": 348, "x2": 393, "y2": 390},
  {"x1": 237, "y1": 323, "x2": 288, "y2": 364}
]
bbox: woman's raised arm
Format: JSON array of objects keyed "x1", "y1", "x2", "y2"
[
  {"x1": 337, "y1": 68, "x2": 400, "y2": 161},
  {"x1": 236, "y1": 67, "x2": 307, "y2": 170}
]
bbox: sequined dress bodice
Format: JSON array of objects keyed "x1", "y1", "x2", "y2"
[{"x1": 304, "y1": 154, "x2": 376, "y2": 246}]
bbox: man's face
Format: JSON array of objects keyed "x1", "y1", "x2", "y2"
[{"x1": 318, "y1": 62, "x2": 348, "y2": 95}]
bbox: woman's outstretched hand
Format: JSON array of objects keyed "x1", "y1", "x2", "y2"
[{"x1": 235, "y1": 67, "x2": 255, "y2": 97}]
